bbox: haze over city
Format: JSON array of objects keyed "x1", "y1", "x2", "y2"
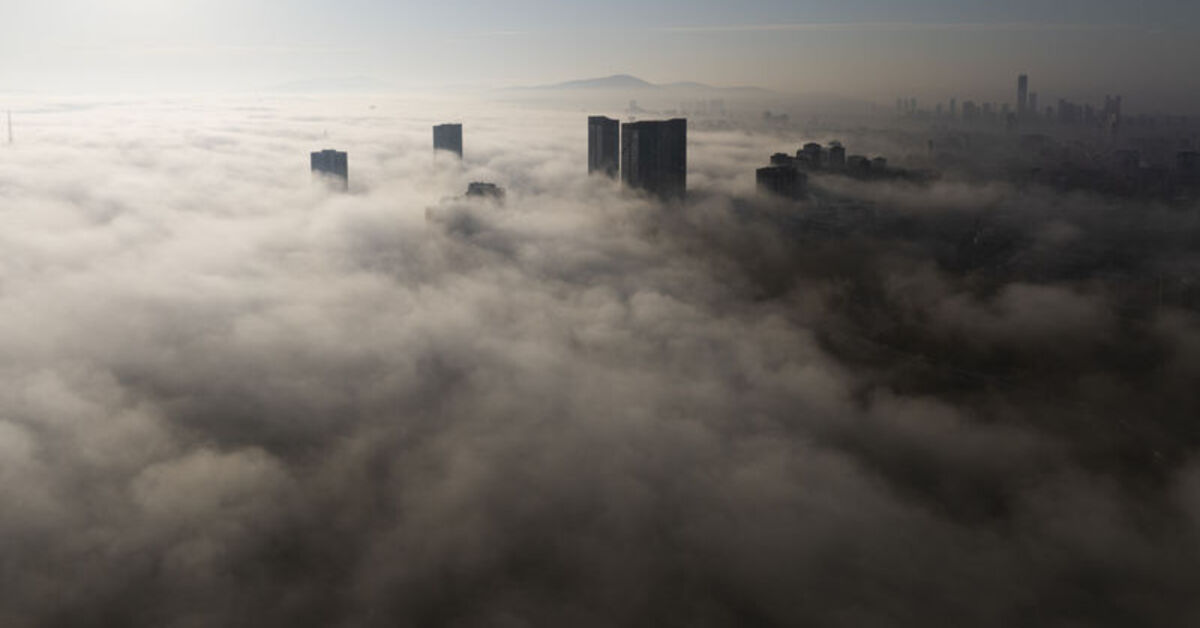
[
  {"x1": 4, "y1": 0, "x2": 1200, "y2": 109},
  {"x1": 2, "y1": 1, "x2": 1200, "y2": 627}
]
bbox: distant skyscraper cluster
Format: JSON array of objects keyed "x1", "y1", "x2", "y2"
[
  {"x1": 894, "y1": 74, "x2": 1135, "y2": 133},
  {"x1": 756, "y1": 142, "x2": 871, "y2": 199},
  {"x1": 755, "y1": 139, "x2": 937, "y2": 200}
]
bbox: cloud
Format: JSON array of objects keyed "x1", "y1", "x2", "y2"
[{"x1": 0, "y1": 95, "x2": 1198, "y2": 627}]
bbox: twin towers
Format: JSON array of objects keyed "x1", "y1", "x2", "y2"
[
  {"x1": 589, "y1": 116, "x2": 687, "y2": 201},
  {"x1": 314, "y1": 117, "x2": 687, "y2": 200}
]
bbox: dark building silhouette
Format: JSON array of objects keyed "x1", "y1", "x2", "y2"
[
  {"x1": 433, "y1": 123, "x2": 463, "y2": 158},
  {"x1": 466, "y1": 182, "x2": 505, "y2": 201},
  {"x1": 621, "y1": 119, "x2": 687, "y2": 200},
  {"x1": 311, "y1": 149, "x2": 348, "y2": 191},
  {"x1": 588, "y1": 116, "x2": 620, "y2": 178},
  {"x1": 757, "y1": 165, "x2": 807, "y2": 200},
  {"x1": 800, "y1": 142, "x2": 824, "y2": 169},
  {"x1": 1017, "y1": 74, "x2": 1029, "y2": 118},
  {"x1": 770, "y1": 153, "x2": 796, "y2": 167},
  {"x1": 846, "y1": 155, "x2": 871, "y2": 175},
  {"x1": 828, "y1": 144, "x2": 846, "y2": 169}
]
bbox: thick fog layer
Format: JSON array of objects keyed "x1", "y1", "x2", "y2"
[{"x1": 0, "y1": 96, "x2": 1198, "y2": 627}]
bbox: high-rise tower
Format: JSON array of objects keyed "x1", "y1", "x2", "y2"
[
  {"x1": 311, "y1": 149, "x2": 349, "y2": 191},
  {"x1": 433, "y1": 123, "x2": 463, "y2": 158},
  {"x1": 588, "y1": 116, "x2": 620, "y2": 178},
  {"x1": 621, "y1": 119, "x2": 687, "y2": 200},
  {"x1": 1017, "y1": 74, "x2": 1029, "y2": 118}
]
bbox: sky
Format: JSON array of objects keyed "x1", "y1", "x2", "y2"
[{"x1": 4, "y1": 0, "x2": 1200, "y2": 109}]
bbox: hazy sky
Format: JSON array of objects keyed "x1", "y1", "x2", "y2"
[{"x1": 4, "y1": 0, "x2": 1200, "y2": 109}]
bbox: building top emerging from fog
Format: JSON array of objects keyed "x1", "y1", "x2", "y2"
[
  {"x1": 758, "y1": 141, "x2": 936, "y2": 187},
  {"x1": 757, "y1": 165, "x2": 807, "y2": 201},
  {"x1": 588, "y1": 116, "x2": 620, "y2": 178},
  {"x1": 434, "y1": 123, "x2": 463, "y2": 158},
  {"x1": 466, "y1": 181, "x2": 505, "y2": 201},
  {"x1": 621, "y1": 119, "x2": 687, "y2": 201},
  {"x1": 311, "y1": 149, "x2": 348, "y2": 191}
]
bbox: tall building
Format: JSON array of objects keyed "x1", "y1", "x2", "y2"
[
  {"x1": 588, "y1": 116, "x2": 620, "y2": 178},
  {"x1": 1028, "y1": 93, "x2": 1039, "y2": 119},
  {"x1": 846, "y1": 155, "x2": 871, "y2": 175},
  {"x1": 621, "y1": 119, "x2": 687, "y2": 200},
  {"x1": 757, "y1": 166, "x2": 807, "y2": 200},
  {"x1": 433, "y1": 123, "x2": 463, "y2": 158},
  {"x1": 311, "y1": 149, "x2": 348, "y2": 191},
  {"x1": 800, "y1": 142, "x2": 824, "y2": 168},
  {"x1": 770, "y1": 153, "x2": 796, "y2": 167},
  {"x1": 1017, "y1": 74, "x2": 1029, "y2": 117},
  {"x1": 828, "y1": 143, "x2": 846, "y2": 169}
]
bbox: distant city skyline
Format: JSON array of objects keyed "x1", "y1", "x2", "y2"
[{"x1": 3, "y1": 1, "x2": 1200, "y2": 110}]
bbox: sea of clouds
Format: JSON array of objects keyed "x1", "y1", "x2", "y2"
[{"x1": 0, "y1": 95, "x2": 1198, "y2": 627}]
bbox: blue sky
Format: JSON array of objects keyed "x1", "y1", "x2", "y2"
[{"x1": 3, "y1": 0, "x2": 1199, "y2": 109}]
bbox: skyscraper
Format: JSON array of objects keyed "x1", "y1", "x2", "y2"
[
  {"x1": 1017, "y1": 74, "x2": 1029, "y2": 118},
  {"x1": 827, "y1": 143, "x2": 846, "y2": 170},
  {"x1": 433, "y1": 123, "x2": 463, "y2": 158},
  {"x1": 588, "y1": 116, "x2": 620, "y2": 178},
  {"x1": 800, "y1": 142, "x2": 824, "y2": 168},
  {"x1": 311, "y1": 149, "x2": 348, "y2": 191},
  {"x1": 770, "y1": 153, "x2": 796, "y2": 167},
  {"x1": 621, "y1": 119, "x2": 687, "y2": 200}
]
